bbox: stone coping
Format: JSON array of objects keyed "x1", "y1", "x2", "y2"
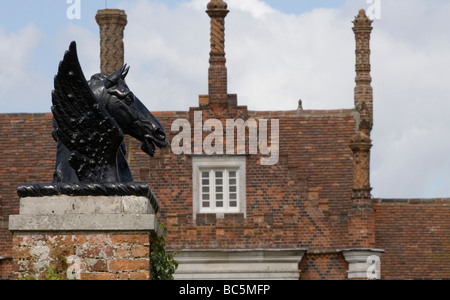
[
  {"x1": 18, "y1": 195, "x2": 155, "y2": 215},
  {"x1": 9, "y1": 214, "x2": 157, "y2": 232},
  {"x1": 17, "y1": 182, "x2": 159, "y2": 213},
  {"x1": 9, "y1": 194, "x2": 158, "y2": 233}
]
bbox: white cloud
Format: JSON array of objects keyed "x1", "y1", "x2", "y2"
[
  {"x1": 0, "y1": 24, "x2": 47, "y2": 112},
  {"x1": 226, "y1": 7, "x2": 354, "y2": 111},
  {"x1": 227, "y1": 0, "x2": 276, "y2": 19},
  {"x1": 118, "y1": 0, "x2": 355, "y2": 112},
  {"x1": 0, "y1": 23, "x2": 100, "y2": 113},
  {"x1": 186, "y1": 0, "x2": 276, "y2": 18},
  {"x1": 367, "y1": 0, "x2": 450, "y2": 198},
  {"x1": 56, "y1": 24, "x2": 100, "y2": 78},
  {"x1": 117, "y1": 0, "x2": 209, "y2": 110}
]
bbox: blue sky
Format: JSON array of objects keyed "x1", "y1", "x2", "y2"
[{"x1": 1, "y1": 0, "x2": 450, "y2": 199}]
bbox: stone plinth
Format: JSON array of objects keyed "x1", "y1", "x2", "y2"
[{"x1": 9, "y1": 195, "x2": 158, "y2": 280}]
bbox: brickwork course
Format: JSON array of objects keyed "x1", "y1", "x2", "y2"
[{"x1": 1, "y1": 3, "x2": 449, "y2": 280}]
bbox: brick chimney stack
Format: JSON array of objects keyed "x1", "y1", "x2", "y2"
[
  {"x1": 96, "y1": 9, "x2": 128, "y2": 74},
  {"x1": 348, "y1": 9, "x2": 376, "y2": 250},
  {"x1": 206, "y1": 0, "x2": 229, "y2": 106},
  {"x1": 353, "y1": 9, "x2": 373, "y2": 134},
  {"x1": 350, "y1": 9, "x2": 374, "y2": 226},
  {"x1": 343, "y1": 12, "x2": 383, "y2": 279}
]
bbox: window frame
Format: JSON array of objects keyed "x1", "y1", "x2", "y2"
[
  {"x1": 200, "y1": 168, "x2": 240, "y2": 213},
  {"x1": 192, "y1": 156, "x2": 246, "y2": 218}
]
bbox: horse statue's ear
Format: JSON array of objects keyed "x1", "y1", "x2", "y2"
[
  {"x1": 105, "y1": 65, "x2": 130, "y2": 89},
  {"x1": 120, "y1": 65, "x2": 130, "y2": 80}
]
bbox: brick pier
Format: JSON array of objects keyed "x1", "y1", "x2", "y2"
[{"x1": 9, "y1": 195, "x2": 158, "y2": 280}]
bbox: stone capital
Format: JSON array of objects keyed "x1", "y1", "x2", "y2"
[
  {"x1": 352, "y1": 9, "x2": 373, "y2": 30},
  {"x1": 95, "y1": 9, "x2": 128, "y2": 26},
  {"x1": 350, "y1": 131, "x2": 372, "y2": 152},
  {"x1": 207, "y1": 0, "x2": 228, "y2": 11}
]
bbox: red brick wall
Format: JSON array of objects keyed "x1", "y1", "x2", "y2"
[
  {"x1": 12, "y1": 233, "x2": 150, "y2": 280},
  {"x1": 3, "y1": 111, "x2": 449, "y2": 280},
  {"x1": 0, "y1": 107, "x2": 357, "y2": 279},
  {"x1": 124, "y1": 107, "x2": 357, "y2": 282},
  {"x1": 374, "y1": 198, "x2": 450, "y2": 280},
  {"x1": 299, "y1": 253, "x2": 348, "y2": 280},
  {"x1": 0, "y1": 114, "x2": 55, "y2": 279},
  {"x1": 124, "y1": 108, "x2": 356, "y2": 252}
]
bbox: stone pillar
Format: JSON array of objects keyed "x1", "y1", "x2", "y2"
[
  {"x1": 353, "y1": 9, "x2": 373, "y2": 133},
  {"x1": 9, "y1": 195, "x2": 158, "y2": 280},
  {"x1": 206, "y1": 0, "x2": 229, "y2": 106},
  {"x1": 96, "y1": 9, "x2": 127, "y2": 74}
]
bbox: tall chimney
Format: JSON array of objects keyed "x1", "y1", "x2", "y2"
[
  {"x1": 206, "y1": 0, "x2": 229, "y2": 105},
  {"x1": 353, "y1": 9, "x2": 373, "y2": 134},
  {"x1": 343, "y1": 11, "x2": 383, "y2": 280},
  {"x1": 348, "y1": 9, "x2": 375, "y2": 249},
  {"x1": 96, "y1": 9, "x2": 128, "y2": 74}
]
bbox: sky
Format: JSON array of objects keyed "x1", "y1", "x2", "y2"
[{"x1": 1, "y1": 0, "x2": 450, "y2": 199}]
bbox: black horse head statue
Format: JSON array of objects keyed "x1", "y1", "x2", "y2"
[
  {"x1": 51, "y1": 41, "x2": 167, "y2": 184},
  {"x1": 88, "y1": 65, "x2": 167, "y2": 156}
]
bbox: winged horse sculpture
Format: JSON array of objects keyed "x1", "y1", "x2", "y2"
[{"x1": 51, "y1": 41, "x2": 168, "y2": 184}]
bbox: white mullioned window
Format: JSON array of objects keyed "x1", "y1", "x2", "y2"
[
  {"x1": 193, "y1": 156, "x2": 246, "y2": 217},
  {"x1": 200, "y1": 168, "x2": 239, "y2": 213}
]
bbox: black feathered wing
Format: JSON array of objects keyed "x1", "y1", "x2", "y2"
[{"x1": 51, "y1": 41, "x2": 124, "y2": 183}]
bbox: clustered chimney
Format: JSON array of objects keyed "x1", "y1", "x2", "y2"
[{"x1": 95, "y1": 9, "x2": 128, "y2": 74}]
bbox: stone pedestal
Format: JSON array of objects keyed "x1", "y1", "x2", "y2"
[{"x1": 9, "y1": 195, "x2": 158, "y2": 280}]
